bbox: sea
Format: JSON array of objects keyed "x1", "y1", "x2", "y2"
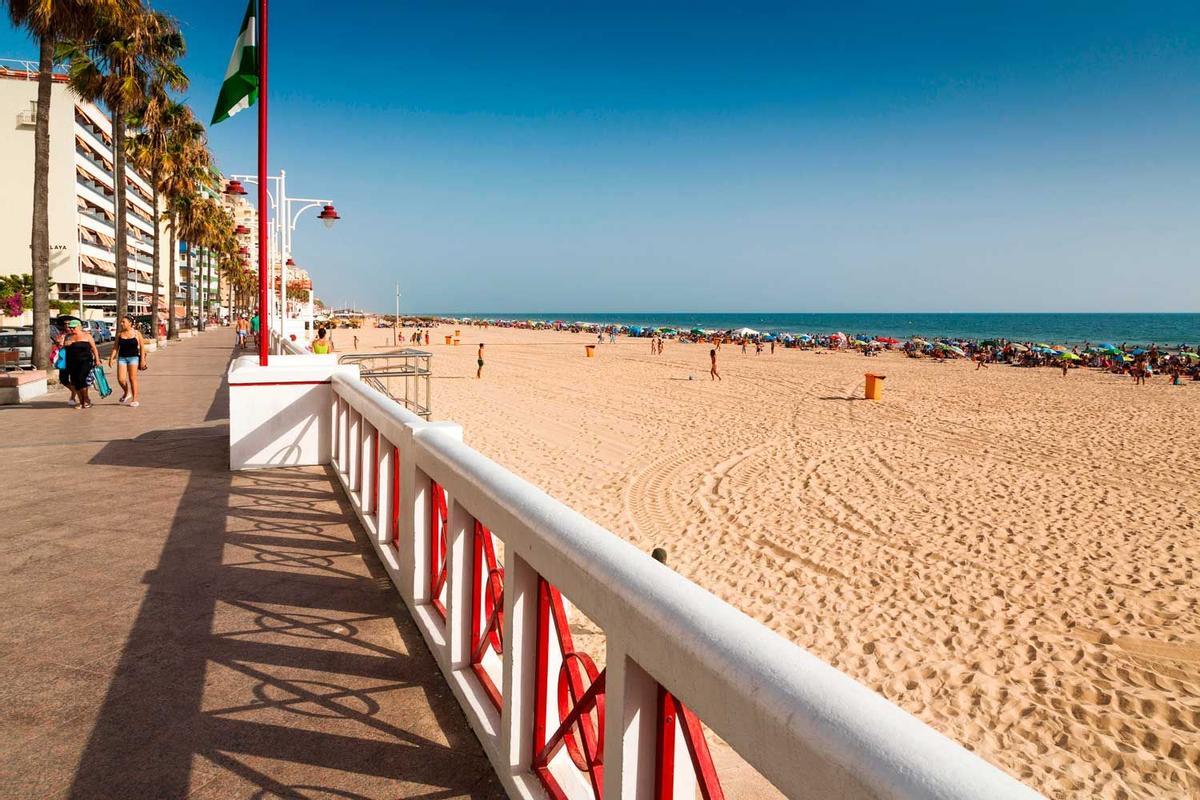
[{"x1": 445, "y1": 313, "x2": 1200, "y2": 347}]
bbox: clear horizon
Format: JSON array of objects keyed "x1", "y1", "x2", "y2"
[{"x1": 3, "y1": 2, "x2": 1199, "y2": 313}]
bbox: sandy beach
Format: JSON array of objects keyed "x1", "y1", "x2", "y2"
[{"x1": 345, "y1": 323, "x2": 1199, "y2": 799}]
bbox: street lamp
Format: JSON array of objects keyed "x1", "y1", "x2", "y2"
[
  {"x1": 223, "y1": 179, "x2": 248, "y2": 196},
  {"x1": 317, "y1": 204, "x2": 341, "y2": 229},
  {"x1": 228, "y1": 169, "x2": 340, "y2": 352}
]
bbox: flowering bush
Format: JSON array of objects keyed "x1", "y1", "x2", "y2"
[{"x1": 3, "y1": 293, "x2": 23, "y2": 317}]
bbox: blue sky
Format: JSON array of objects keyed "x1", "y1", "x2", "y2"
[{"x1": 4, "y1": 1, "x2": 1199, "y2": 313}]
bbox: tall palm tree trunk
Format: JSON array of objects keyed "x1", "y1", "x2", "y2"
[
  {"x1": 198, "y1": 249, "x2": 206, "y2": 331},
  {"x1": 167, "y1": 212, "x2": 177, "y2": 339},
  {"x1": 30, "y1": 36, "x2": 53, "y2": 370},
  {"x1": 205, "y1": 250, "x2": 213, "y2": 327},
  {"x1": 184, "y1": 243, "x2": 193, "y2": 328},
  {"x1": 150, "y1": 175, "x2": 161, "y2": 339},
  {"x1": 112, "y1": 107, "x2": 129, "y2": 322}
]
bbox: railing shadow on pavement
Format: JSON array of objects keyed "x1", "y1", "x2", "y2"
[{"x1": 69, "y1": 423, "x2": 503, "y2": 799}]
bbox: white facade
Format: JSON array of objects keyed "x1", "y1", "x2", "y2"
[{"x1": 0, "y1": 65, "x2": 172, "y2": 323}]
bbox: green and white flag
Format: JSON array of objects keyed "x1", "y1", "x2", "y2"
[{"x1": 211, "y1": 0, "x2": 258, "y2": 124}]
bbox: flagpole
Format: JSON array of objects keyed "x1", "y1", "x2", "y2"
[{"x1": 256, "y1": 0, "x2": 269, "y2": 366}]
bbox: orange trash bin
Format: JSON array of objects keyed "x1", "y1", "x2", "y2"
[
  {"x1": 585, "y1": 345, "x2": 596, "y2": 358},
  {"x1": 444, "y1": 335, "x2": 453, "y2": 345},
  {"x1": 865, "y1": 373, "x2": 885, "y2": 400}
]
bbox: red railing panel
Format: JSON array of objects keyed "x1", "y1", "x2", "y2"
[
  {"x1": 470, "y1": 521, "x2": 504, "y2": 709},
  {"x1": 371, "y1": 431, "x2": 379, "y2": 520},
  {"x1": 390, "y1": 445, "x2": 400, "y2": 548},
  {"x1": 654, "y1": 687, "x2": 725, "y2": 800},
  {"x1": 532, "y1": 577, "x2": 605, "y2": 800},
  {"x1": 429, "y1": 480, "x2": 449, "y2": 617}
]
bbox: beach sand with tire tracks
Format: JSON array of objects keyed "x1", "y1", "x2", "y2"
[{"x1": 347, "y1": 323, "x2": 1199, "y2": 799}]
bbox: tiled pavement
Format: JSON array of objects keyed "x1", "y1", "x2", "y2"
[{"x1": 0, "y1": 330, "x2": 503, "y2": 799}]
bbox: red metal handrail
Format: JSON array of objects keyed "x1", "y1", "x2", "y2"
[
  {"x1": 655, "y1": 687, "x2": 726, "y2": 800},
  {"x1": 532, "y1": 578, "x2": 605, "y2": 799},
  {"x1": 429, "y1": 480, "x2": 449, "y2": 617},
  {"x1": 470, "y1": 521, "x2": 504, "y2": 709}
]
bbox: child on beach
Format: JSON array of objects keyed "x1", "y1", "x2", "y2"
[
  {"x1": 477, "y1": 344, "x2": 485, "y2": 379},
  {"x1": 710, "y1": 348, "x2": 721, "y2": 381}
]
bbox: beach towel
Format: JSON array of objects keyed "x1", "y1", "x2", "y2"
[{"x1": 92, "y1": 365, "x2": 112, "y2": 398}]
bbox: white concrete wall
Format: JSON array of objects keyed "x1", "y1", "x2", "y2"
[
  {"x1": 0, "y1": 76, "x2": 77, "y2": 290},
  {"x1": 227, "y1": 354, "x2": 355, "y2": 469}
]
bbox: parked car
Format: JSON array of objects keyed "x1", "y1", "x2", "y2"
[
  {"x1": 86, "y1": 320, "x2": 111, "y2": 342},
  {"x1": 0, "y1": 326, "x2": 57, "y2": 370}
]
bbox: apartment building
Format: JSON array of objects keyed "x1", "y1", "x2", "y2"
[{"x1": 0, "y1": 61, "x2": 174, "y2": 323}]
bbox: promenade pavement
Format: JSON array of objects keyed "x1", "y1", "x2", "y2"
[{"x1": 0, "y1": 329, "x2": 503, "y2": 799}]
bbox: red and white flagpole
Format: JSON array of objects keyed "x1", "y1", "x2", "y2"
[{"x1": 256, "y1": 0, "x2": 269, "y2": 366}]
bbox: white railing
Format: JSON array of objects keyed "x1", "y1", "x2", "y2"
[{"x1": 326, "y1": 373, "x2": 1042, "y2": 799}]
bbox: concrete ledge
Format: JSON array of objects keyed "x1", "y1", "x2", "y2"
[
  {"x1": 0, "y1": 369, "x2": 47, "y2": 403},
  {"x1": 228, "y1": 354, "x2": 359, "y2": 470}
]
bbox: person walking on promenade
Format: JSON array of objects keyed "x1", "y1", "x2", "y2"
[
  {"x1": 63, "y1": 320, "x2": 100, "y2": 409},
  {"x1": 235, "y1": 316, "x2": 249, "y2": 349},
  {"x1": 312, "y1": 327, "x2": 333, "y2": 354},
  {"x1": 250, "y1": 312, "x2": 260, "y2": 346},
  {"x1": 710, "y1": 348, "x2": 721, "y2": 381},
  {"x1": 108, "y1": 316, "x2": 146, "y2": 407},
  {"x1": 477, "y1": 343, "x2": 485, "y2": 379},
  {"x1": 51, "y1": 326, "x2": 77, "y2": 407}
]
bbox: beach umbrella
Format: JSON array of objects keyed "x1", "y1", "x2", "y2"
[
  {"x1": 1097, "y1": 342, "x2": 1116, "y2": 350},
  {"x1": 732, "y1": 327, "x2": 760, "y2": 337},
  {"x1": 1131, "y1": 348, "x2": 1147, "y2": 356},
  {"x1": 1009, "y1": 343, "x2": 1028, "y2": 352},
  {"x1": 1059, "y1": 352, "x2": 1080, "y2": 360},
  {"x1": 1180, "y1": 352, "x2": 1199, "y2": 360}
]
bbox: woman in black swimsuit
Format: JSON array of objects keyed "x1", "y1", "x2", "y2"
[
  {"x1": 63, "y1": 320, "x2": 101, "y2": 409},
  {"x1": 107, "y1": 316, "x2": 145, "y2": 406}
]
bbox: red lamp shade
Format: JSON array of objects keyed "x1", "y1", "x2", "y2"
[
  {"x1": 224, "y1": 179, "x2": 248, "y2": 196},
  {"x1": 238, "y1": 246, "x2": 250, "y2": 256},
  {"x1": 285, "y1": 258, "x2": 295, "y2": 266},
  {"x1": 317, "y1": 204, "x2": 341, "y2": 228},
  {"x1": 234, "y1": 225, "x2": 250, "y2": 235}
]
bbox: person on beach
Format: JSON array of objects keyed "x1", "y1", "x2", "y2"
[
  {"x1": 710, "y1": 348, "x2": 721, "y2": 381},
  {"x1": 650, "y1": 336, "x2": 657, "y2": 354},
  {"x1": 107, "y1": 316, "x2": 146, "y2": 407},
  {"x1": 1060, "y1": 358, "x2": 1069, "y2": 377},
  {"x1": 477, "y1": 344, "x2": 485, "y2": 379},
  {"x1": 425, "y1": 331, "x2": 430, "y2": 347},
  {"x1": 63, "y1": 320, "x2": 100, "y2": 409},
  {"x1": 755, "y1": 340, "x2": 763, "y2": 356},
  {"x1": 311, "y1": 327, "x2": 333, "y2": 354}
]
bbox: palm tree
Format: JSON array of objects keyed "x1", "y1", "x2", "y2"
[
  {"x1": 128, "y1": 90, "x2": 188, "y2": 340},
  {"x1": 158, "y1": 107, "x2": 209, "y2": 338},
  {"x1": 59, "y1": 6, "x2": 186, "y2": 324},
  {"x1": 5, "y1": 0, "x2": 116, "y2": 369}
]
